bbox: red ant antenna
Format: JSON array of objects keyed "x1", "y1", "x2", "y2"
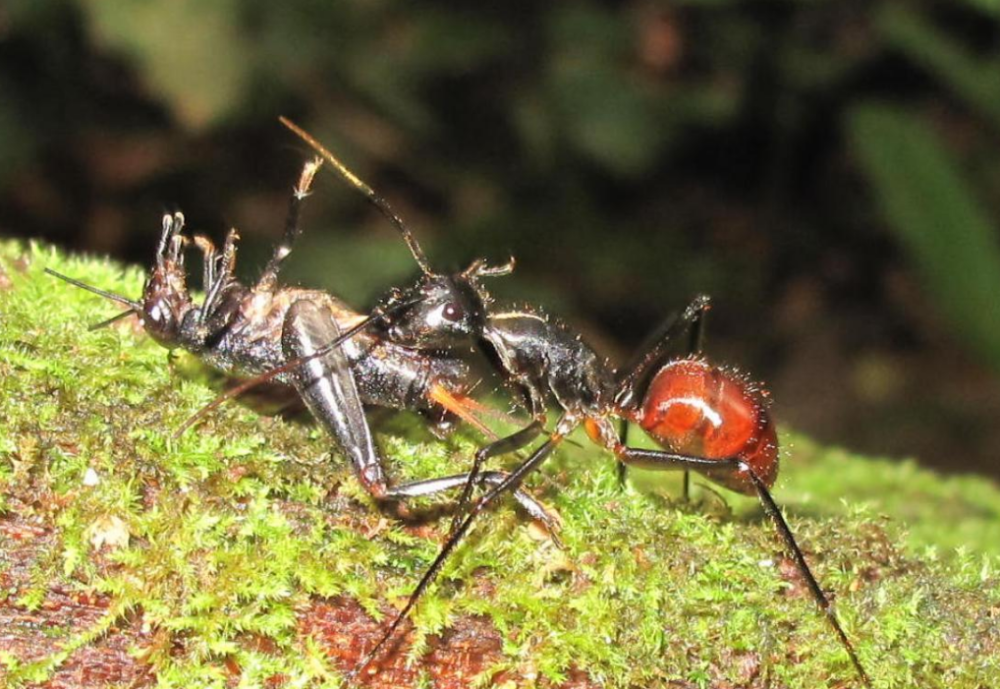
[{"x1": 279, "y1": 116, "x2": 435, "y2": 275}]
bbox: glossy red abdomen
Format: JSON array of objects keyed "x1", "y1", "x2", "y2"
[{"x1": 635, "y1": 358, "x2": 778, "y2": 495}]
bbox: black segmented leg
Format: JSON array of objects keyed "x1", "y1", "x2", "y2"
[
  {"x1": 681, "y1": 302, "x2": 706, "y2": 500},
  {"x1": 192, "y1": 235, "x2": 218, "y2": 292},
  {"x1": 614, "y1": 295, "x2": 712, "y2": 494},
  {"x1": 614, "y1": 295, "x2": 712, "y2": 409},
  {"x1": 201, "y1": 229, "x2": 239, "y2": 317},
  {"x1": 256, "y1": 157, "x2": 324, "y2": 292},
  {"x1": 447, "y1": 420, "x2": 545, "y2": 534},
  {"x1": 384, "y1": 469, "x2": 559, "y2": 538},
  {"x1": 615, "y1": 445, "x2": 871, "y2": 688},
  {"x1": 281, "y1": 299, "x2": 390, "y2": 498},
  {"x1": 348, "y1": 415, "x2": 578, "y2": 682},
  {"x1": 616, "y1": 419, "x2": 629, "y2": 488}
]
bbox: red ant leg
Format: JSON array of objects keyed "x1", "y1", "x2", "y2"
[
  {"x1": 615, "y1": 294, "x2": 712, "y2": 497},
  {"x1": 613, "y1": 445, "x2": 871, "y2": 688},
  {"x1": 384, "y1": 470, "x2": 558, "y2": 536},
  {"x1": 447, "y1": 419, "x2": 545, "y2": 534},
  {"x1": 348, "y1": 414, "x2": 578, "y2": 682}
]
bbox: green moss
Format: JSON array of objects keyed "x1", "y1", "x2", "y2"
[{"x1": 1, "y1": 240, "x2": 999, "y2": 688}]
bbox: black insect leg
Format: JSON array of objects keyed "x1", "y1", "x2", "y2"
[
  {"x1": 447, "y1": 419, "x2": 545, "y2": 534},
  {"x1": 201, "y1": 229, "x2": 239, "y2": 317},
  {"x1": 281, "y1": 299, "x2": 390, "y2": 498},
  {"x1": 192, "y1": 235, "x2": 218, "y2": 293},
  {"x1": 614, "y1": 445, "x2": 871, "y2": 688},
  {"x1": 349, "y1": 415, "x2": 578, "y2": 681},
  {"x1": 384, "y1": 469, "x2": 559, "y2": 537},
  {"x1": 256, "y1": 157, "x2": 324, "y2": 292},
  {"x1": 184, "y1": 229, "x2": 244, "y2": 340},
  {"x1": 680, "y1": 303, "x2": 707, "y2": 500},
  {"x1": 155, "y1": 211, "x2": 186, "y2": 266},
  {"x1": 614, "y1": 294, "x2": 712, "y2": 494}
]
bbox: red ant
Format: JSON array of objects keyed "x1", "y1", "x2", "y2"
[{"x1": 208, "y1": 120, "x2": 873, "y2": 686}]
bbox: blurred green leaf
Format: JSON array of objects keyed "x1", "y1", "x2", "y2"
[
  {"x1": 849, "y1": 103, "x2": 1000, "y2": 371},
  {"x1": 539, "y1": 4, "x2": 668, "y2": 176},
  {"x1": 877, "y1": 5, "x2": 1000, "y2": 129},
  {"x1": 955, "y1": 0, "x2": 1000, "y2": 18},
  {"x1": 7, "y1": 0, "x2": 73, "y2": 29},
  {"x1": 0, "y1": 86, "x2": 36, "y2": 189},
  {"x1": 550, "y1": 64, "x2": 664, "y2": 177},
  {"x1": 546, "y1": 3, "x2": 629, "y2": 58},
  {"x1": 79, "y1": 0, "x2": 252, "y2": 130},
  {"x1": 408, "y1": 10, "x2": 512, "y2": 74}
]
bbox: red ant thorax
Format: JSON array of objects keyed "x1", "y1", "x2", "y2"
[{"x1": 634, "y1": 357, "x2": 779, "y2": 495}]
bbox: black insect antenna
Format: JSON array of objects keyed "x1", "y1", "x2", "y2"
[
  {"x1": 45, "y1": 268, "x2": 142, "y2": 322},
  {"x1": 279, "y1": 116, "x2": 435, "y2": 276}
]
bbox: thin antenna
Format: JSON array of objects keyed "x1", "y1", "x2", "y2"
[
  {"x1": 278, "y1": 116, "x2": 434, "y2": 275},
  {"x1": 88, "y1": 309, "x2": 137, "y2": 331},
  {"x1": 45, "y1": 268, "x2": 142, "y2": 311}
]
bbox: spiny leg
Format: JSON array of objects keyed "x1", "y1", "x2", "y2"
[
  {"x1": 613, "y1": 445, "x2": 871, "y2": 688},
  {"x1": 349, "y1": 416, "x2": 576, "y2": 682},
  {"x1": 447, "y1": 419, "x2": 545, "y2": 535},
  {"x1": 424, "y1": 385, "x2": 501, "y2": 444},
  {"x1": 256, "y1": 156, "x2": 324, "y2": 292},
  {"x1": 156, "y1": 211, "x2": 186, "y2": 265}
]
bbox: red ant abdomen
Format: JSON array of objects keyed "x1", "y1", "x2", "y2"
[{"x1": 635, "y1": 357, "x2": 779, "y2": 495}]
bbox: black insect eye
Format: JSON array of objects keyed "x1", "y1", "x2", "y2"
[{"x1": 442, "y1": 302, "x2": 464, "y2": 322}]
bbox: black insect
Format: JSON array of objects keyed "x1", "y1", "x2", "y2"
[
  {"x1": 227, "y1": 119, "x2": 873, "y2": 687},
  {"x1": 45, "y1": 157, "x2": 556, "y2": 528}
]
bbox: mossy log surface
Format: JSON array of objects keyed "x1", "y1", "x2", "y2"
[{"x1": 1, "y1": 241, "x2": 998, "y2": 688}]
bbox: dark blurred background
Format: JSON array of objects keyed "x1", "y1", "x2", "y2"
[{"x1": 3, "y1": 0, "x2": 1000, "y2": 479}]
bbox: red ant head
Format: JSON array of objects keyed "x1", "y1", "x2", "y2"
[
  {"x1": 632, "y1": 357, "x2": 778, "y2": 495},
  {"x1": 141, "y1": 213, "x2": 194, "y2": 348}
]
